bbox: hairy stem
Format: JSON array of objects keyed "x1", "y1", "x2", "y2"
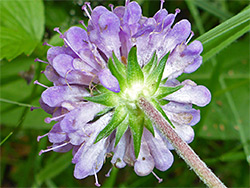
[{"x1": 138, "y1": 97, "x2": 227, "y2": 188}]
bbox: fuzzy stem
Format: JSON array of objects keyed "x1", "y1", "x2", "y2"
[{"x1": 138, "y1": 97, "x2": 227, "y2": 188}]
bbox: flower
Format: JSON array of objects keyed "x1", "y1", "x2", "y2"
[{"x1": 36, "y1": 0, "x2": 211, "y2": 186}]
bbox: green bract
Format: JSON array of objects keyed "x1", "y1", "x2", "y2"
[{"x1": 84, "y1": 46, "x2": 183, "y2": 158}]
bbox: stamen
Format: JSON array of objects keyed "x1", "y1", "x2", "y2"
[
  {"x1": 152, "y1": 171, "x2": 163, "y2": 183},
  {"x1": 53, "y1": 27, "x2": 63, "y2": 38},
  {"x1": 34, "y1": 80, "x2": 49, "y2": 88},
  {"x1": 109, "y1": 4, "x2": 114, "y2": 12},
  {"x1": 43, "y1": 42, "x2": 53, "y2": 47},
  {"x1": 39, "y1": 142, "x2": 68, "y2": 156},
  {"x1": 94, "y1": 168, "x2": 101, "y2": 187},
  {"x1": 186, "y1": 31, "x2": 194, "y2": 44},
  {"x1": 34, "y1": 58, "x2": 48, "y2": 64},
  {"x1": 40, "y1": 70, "x2": 45, "y2": 74},
  {"x1": 175, "y1": 8, "x2": 181, "y2": 16},
  {"x1": 37, "y1": 133, "x2": 48, "y2": 142},
  {"x1": 79, "y1": 20, "x2": 87, "y2": 29},
  {"x1": 85, "y1": 2, "x2": 92, "y2": 12},
  {"x1": 30, "y1": 106, "x2": 40, "y2": 111},
  {"x1": 82, "y1": 5, "x2": 92, "y2": 19},
  {"x1": 105, "y1": 167, "x2": 113, "y2": 177},
  {"x1": 160, "y1": 0, "x2": 165, "y2": 10},
  {"x1": 44, "y1": 113, "x2": 67, "y2": 124}
]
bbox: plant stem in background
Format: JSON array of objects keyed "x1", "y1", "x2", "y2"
[{"x1": 138, "y1": 97, "x2": 227, "y2": 188}]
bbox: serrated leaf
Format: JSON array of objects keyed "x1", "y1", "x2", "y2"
[
  {"x1": 108, "y1": 58, "x2": 127, "y2": 90},
  {"x1": 95, "y1": 105, "x2": 127, "y2": 143},
  {"x1": 197, "y1": 6, "x2": 250, "y2": 62},
  {"x1": 144, "y1": 115, "x2": 154, "y2": 136},
  {"x1": 127, "y1": 46, "x2": 144, "y2": 87},
  {"x1": 150, "y1": 98, "x2": 174, "y2": 128},
  {"x1": 145, "y1": 53, "x2": 169, "y2": 95},
  {"x1": 84, "y1": 92, "x2": 119, "y2": 107},
  {"x1": 0, "y1": 0, "x2": 45, "y2": 60},
  {"x1": 142, "y1": 51, "x2": 158, "y2": 76},
  {"x1": 155, "y1": 85, "x2": 184, "y2": 99},
  {"x1": 129, "y1": 108, "x2": 144, "y2": 158},
  {"x1": 115, "y1": 115, "x2": 129, "y2": 146}
]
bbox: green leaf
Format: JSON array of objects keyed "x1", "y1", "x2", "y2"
[
  {"x1": 142, "y1": 51, "x2": 158, "y2": 76},
  {"x1": 129, "y1": 108, "x2": 144, "y2": 158},
  {"x1": 108, "y1": 58, "x2": 127, "y2": 90},
  {"x1": 193, "y1": 0, "x2": 233, "y2": 21},
  {"x1": 145, "y1": 53, "x2": 169, "y2": 95},
  {"x1": 127, "y1": 46, "x2": 144, "y2": 87},
  {"x1": 0, "y1": 0, "x2": 45, "y2": 60},
  {"x1": 155, "y1": 85, "x2": 184, "y2": 99},
  {"x1": 84, "y1": 92, "x2": 119, "y2": 107},
  {"x1": 197, "y1": 6, "x2": 250, "y2": 62},
  {"x1": 115, "y1": 115, "x2": 129, "y2": 146},
  {"x1": 95, "y1": 105, "x2": 127, "y2": 143},
  {"x1": 150, "y1": 98, "x2": 174, "y2": 128}
]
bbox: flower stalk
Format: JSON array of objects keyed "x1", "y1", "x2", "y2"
[{"x1": 138, "y1": 96, "x2": 227, "y2": 188}]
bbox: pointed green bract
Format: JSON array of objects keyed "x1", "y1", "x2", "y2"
[
  {"x1": 108, "y1": 58, "x2": 127, "y2": 90},
  {"x1": 155, "y1": 85, "x2": 184, "y2": 99},
  {"x1": 95, "y1": 105, "x2": 127, "y2": 143},
  {"x1": 144, "y1": 115, "x2": 155, "y2": 136},
  {"x1": 129, "y1": 108, "x2": 144, "y2": 158},
  {"x1": 127, "y1": 46, "x2": 144, "y2": 87},
  {"x1": 145, "y1": 53, "x2": 169, "y2": 95},
  {"x1": 150, "y1": 98, "x2": 174, "y2": 128},
  {"x1": 115, "y1": 115, "x2": 129, "y2": 147},
  {"x1": 85, "y1": 46, "x2": 182, "y2": 158},
  {"x1": 112, "y1": 51, "x2": 126, "y2": 76},
  {"x1": 142, "y1": 51, "x2": 158, "y2": 76},
  {"x1": 84, "y1": 92, "x2": 119, "y2": 107}
]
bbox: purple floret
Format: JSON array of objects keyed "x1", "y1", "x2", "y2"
[{"x1": 37, "y1": 0, "x2": 211, "y2": 186}]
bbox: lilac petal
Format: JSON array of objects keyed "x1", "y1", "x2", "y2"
[
  {"x1": 48, "y1": 123, "x2": 67, "y2": 143},
  {"x1": 153, "y1": 9, "x2": 168, "y2": 23},
  {"x1": 90, "y1": 6, "x2": 110, "y2": 27},
  {"x1": 166, "y1": 124, "x2": 194, "y2": 150},
  {"x1": 111, "y1": 131, "x2": 129, "y2": 168},
  {"x1": 134, "y1": 136, "x2": 154, "y2": 176},
  {"x1": 65, "y1": 69, "x2": 95, "y2": 85},
  {"x1": 41, "y1": 85, "x2": 89, "y2": 107},
  {"x1": 113, "y1": 6, "x2": 125, "y2": 19},
  {"x1": 123, "y1": 2, "x2": 142, "y2": 25},
  {"x1": 60, "y1": 103, "x2": 105, "y2": 133},
  {"x1": 144, "y1": 129, "x2": 174, "y2": 171},
  {"x1": 163, "y1": 19, "x2": 191, "y2": 53},
  {"x1": 98, "y1": 12, "x2": 120, "y2": 34},
  {"x1": 184, "y1": 56, "x2": 202, "y2": 74},
  {"x1": 53, "y1": 142, "x2": 73, "y2": 153},
  {"x1": 47, "y1": 46, "x2": 76, "y2": 64},
  {"x1": 74, "y1": 138, "x2": 108, "y2": 179},
  {"x1": 72, "y1": 113, "x2": 112, "y2": 164},
  {"x1": 39, "y1": 98, "x2": 54, "y2": 114},
  {"x1": 78, "y1": 49, "x2": 102, "y2": 71},
  {"x1": 163, "y1": 41, "x2": 202, "y2": 79},
  {"x1": 163, "y1": 102, "x2": 200, "y2": 126},
  {"x1": 65, "y1": 26, "x2": 89, "y2": 53},
  {"x1": 97, "y1": 68, "x2": 120, "y2": 93},
  {"x1": 165, "y1": 80, "x2": 211, "y2": 107},
  {"x1": 52, "y1": 54, "x2": 74, "y2": 77}
]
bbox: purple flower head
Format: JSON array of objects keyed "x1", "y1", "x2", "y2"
[{"x1": 36, "y1": 0, "x2": 211, "y2": 186}]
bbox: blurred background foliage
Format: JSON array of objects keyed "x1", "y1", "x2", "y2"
[{"x1": 0, "y1": 0, "x2": 249, "y2": 187}]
